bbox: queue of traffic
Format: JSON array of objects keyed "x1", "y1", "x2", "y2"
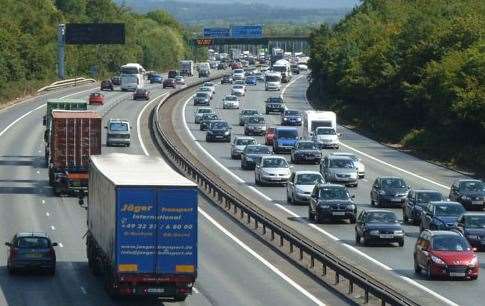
[{"x1": 190, "y1": 62, "x2": 485, "y2": 281}]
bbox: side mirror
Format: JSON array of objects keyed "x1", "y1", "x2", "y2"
[
  {"x1": 373, "y1": 185, "x2": 379, "y2": 189},
  {"x1": 337, "y1": 133, "x2": 342, "y2": 137},
  {"x1": 51, "y1": 242, "x2": 58, "y2": 247},
  {"x1": 104, "y1": 126, "x2": 108, "y2": 129},
  {"x1": 5, "y1": 242, "x2": 12, "y2": 247},
  {"x1": 351, "y1": 195, "x2": 356, "y2": 199}
]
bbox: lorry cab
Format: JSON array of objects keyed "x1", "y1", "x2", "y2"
[
  {"x1": 106, "y1": 119, "x2": 131, "y2": 147},
  {"x1": 303, "y1": 110, "x2": 337, "y2": 139},
  {"x1": 265, "y1": 72, "x2": 282, "y2": 91}
]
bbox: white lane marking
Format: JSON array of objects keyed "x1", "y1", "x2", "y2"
[
  {"x1": 58, "y1": 242, "x2": 63, "y2": 248},
  {"x1": 193, "y1": 287, "x2": 199, "y2": 294},
  {"x1": 399, "y1": 276, "x2": 459, "y2": 306},
  {"x1": 46, "y1": 212, "x2": 50, "y2": 217},
  {"x1": 0, "y1": 88, "x2": 94, "y2": 138},
  {"x1": 136, "y1": 92, "x2": 169, "y2": 155},
  {"x1": 281, "y1": 75, "x2": 304, "y2": 100},
  {"x1": 80, "y1": 286, "x2": 87, "y2": 295},
  {"x1": 139, "y1": 95, "x2": 326, "y2": 306},
  {"x1": 41, "y1": 200, "x2": 45, "y2": 204},
  {"x1": 50, "y1": 225, "x2": 56, "y2": 230},
  {"x1": 36, "y1": 170, "x2": 40, "y2": 174},
  {"x1": 199, "y1": 208, "x2": 326, "y2": 306},
  {"x1": 179, "y1": 75, "x2": 459, "y2": 306}
]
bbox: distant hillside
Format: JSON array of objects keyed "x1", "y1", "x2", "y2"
[
  {"x1": 127, "y1": 0, "x2": 360, "y2": 9},
  {"x1": 116, "y1": 0, "x2": 351, "y2": 25}
]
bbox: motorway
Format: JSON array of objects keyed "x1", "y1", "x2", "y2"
[
  {"x1": 179, "y1": 72, "x2": 485, "y2": 306},
  {"x1": 0, "y1": 75, "x2": 347, "y2": 306}
]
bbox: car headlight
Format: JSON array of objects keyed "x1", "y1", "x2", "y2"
[
  {"x1": 246, "y1": 157, "x2": 253, "y2": 161},
  {"x1": 347, "y1": 204, "x2": 356, "y2": 210},
  {"x1": 467, "y1": 234, "x2": 480, "y2": 240},
  {"x1": 379, "y1": 190, "x2": 386, "y2": 195},
  {"x1": 469, "y1": 256, "x2": 478, "y2": 267},
  {"x1": 296, "y1": 118, "x2": 301, "y2": 121},
  {"x1": 295, "y1": 187, "x2": 305, "y2": 194},
  {"x1": 224, "y1": 131, "x2": 230, "y2": 135},
  {"x1": 462, "y1": 195, "x2": 470, "y2": 200},
  {"x1": 207, "y1": 131, "x2": 214, "y2": 135},
  {"x1": 320, "y1": 204, "x2": 330, "y2": 209},
  {"x1": 394, "y1": 230, "x2": 404, "y2": 235},
  {"x1": 283, "y1": 118, "x2": 288, "y2": 121},
  {"x1": 369, "y1": 230, "x2": 380, "y2": 235},
  {"x1": 431, "y1": 255, "x2": 446, "y2": 265}
]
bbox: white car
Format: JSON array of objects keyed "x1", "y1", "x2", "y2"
[
  {"x1": 312, "y1": 127, "x2": 339, "y2": 149},
  {"x1": 175, "y1": 76, "x2": 185, "y2": 85},
  {"x1": 255, "y1": 156, "x2": 292, "y2": 186},
  {"x1": 330, "y1": 152, "x2": 365, "y2": 178},
  {"x1": 286, "y1": 171, "x2": 324, "y2": 204},
  {"x1": 203, "y1": 81, "x2": 216, "y2": 94},
  {"x1": 222, "y1": 95, "x2": 240, "y2": 109},
  {"x1": 231, "y1": 84, "x2": 246, "y2": 97},
  {"x1": 298, "y1": 64, "x2": 308, "y2": 71},
  {"x1": 233, "y1": 79, "x2": 245, "y2": 85},
  {"x1": 232, "y1": 69, "x2": 245, "y2": 80},
  {"x1": 194, "y1": 107, "x2": 213, "y2": 123},
  {"x1": 198, "y1": 86, "x2": 214, "y2": 99},
  {"x1": 260, "y1": 65, "x2": 270, "y2": 72}
]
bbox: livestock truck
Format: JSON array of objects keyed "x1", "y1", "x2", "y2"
[
  {"x1": 86, "y1": 153, "x2": 198, "y2": 301},
  {"x1": 48, "y1": 110, "x2": 101, "y2": 195},
  {"x1": 43, "y1": 98, "x2": 87, "y2": 162}
]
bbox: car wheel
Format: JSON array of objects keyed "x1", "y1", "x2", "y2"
[
  {"x1": 48, "y1": 266, "x2": 56, "y2": 276},
  {"x1": 308, "y1": 206, "x2": 315, "y2": 220},
  {"x1": 287, "y1": 191, "x2": 292, "y2": 203},
  {"x1": 403, "y1": 212, "x2": 409, "y2": 223},
  {"x1": 470, "y1": 275, "x2": 478, "y2": 280},
  {"x1": 414, "y1": 256, "x2": 421, "y2": 273},
  {"x1": 362, "y1": 235, "x2": 369, "y2": 246},
  {"x1": 398, "y1": 239, "x2": 404, "y2": 247},
  {"x1": 7, "y1": 265, "x2": 14, "y2": 275},
  {"x1": 255, "y1": 175, "x2": 260, "y2": 186},
  {"x1": 370, "y1": 198, "x2": 375, "y2": 206},
  {"x1": 355, "y1": 232, "x2": 360, "y2": 244},
  {"x1": 426, "y1": 263, "x2": 433, "y2": 280},
  {"x1": 419, "y1": 222, "x2": 424, "y2": 232},
  {"x1": 349, "y1": 216, "x2": 356, "y2": 224}
]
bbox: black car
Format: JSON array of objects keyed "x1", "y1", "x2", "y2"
[
  {"x1": 217, "y1": 63, "x2": 227, "y2": 70},
  {"x1": 133, "y1": 88, "x2": 150, "y2": 100},
  {"x1": 309, "y1": 184, "x2": 357, "y2": 224},
  {"x1": 111, "y1": 76, "x2": 121, "y2": 85},
  {"x1": 290, "y1": 141, "x2": 322, "y2": 164},
  {"x1": 265, "y1": 97, "x2": 287, "y2": 114},
  {"x1": 206, "y1": 120, "x2": 231, "y2": 142},
  {"x1": 221, "y1": 75, "x2": 233, "y2": 84},
  {"x1": 419, "y1": 201, "x2": 466, "y2": 232},
  {"x1": 193, "y1": 92, "x2": 210, "y2": 106},
  {"x1": 281, "y1": 110, "x2": 302, "y2": 126},
  {"x1": 244, "y1": 115, "x2": 267, "y2": 136},
  {"x1": 163, "y1": 78, "x2": 176, "y2": 88},
  {"x1": 240, "y1": 145, "x2": 273, "y2": 170},
  {"x1": 454, "y1": 212, "x2": 485, "y2": 250},
  {"x1": 355, "y1": 210, "x2": 404, "y2": 246},
  {"x1": 403, "y1": 189, "x2": 446, "y2": 224},
  {"x1": 100, "y1": 80, "x2": 114, "y2": 91},
  {"x1": 168, "y1": 70, "x2": 178, "y2": 79},
  {"x1": 199, "y1": 113, "x2": 218, "y2": 131},
  {"x1": 449, "y1": 179, "x2": 485, "y2": 210},
  {"x1": 6, "y1": 232, "x2": 58, "y2": 275},
  {"x1": 370, "y1": 177, "x2": 410, "y2": 207}
]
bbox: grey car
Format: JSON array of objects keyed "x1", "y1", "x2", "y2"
[
  {"x1": 320, "y1": 155, "x2": 358, "y2": 187},
  {"x1": 105, "y1": 119, "x2": 131, "y2": 147},
  {"x1": 287, "y1": 171, "x2": 324, "y2": 204},
  {"x1": 199, "y1": 113, "x2": 219, "y2": 131},
  {"x1": 244, "y1": 115, "x2": 267, "y2": 136},
  {"x1": 6, "y1": 232, "x2": 58, "y2": 275},
  {"x1": 239, "y1": 109, "x2": 260, "y2": 126},
  {"x1": 231, "y1": 136, "x2": 256, "y2": 159},
  {"x1": 290, "y1": 141, "x2": 322, "y2": 164},
  {"x1": 241, "y1": 144, "x2": 273, "y2": 170},
  {"x1": 255, "y1": 156, "x2": 292, "y2": 186},
  {"x1": 331, "y1": 152, "x2": 365, "y2": 178},
  {"x1": 193, "y1": 92, "x2": 210, "y2": 106},
  {"x1": 194, "y1": 107, "x2": 213, "y2": 123}
]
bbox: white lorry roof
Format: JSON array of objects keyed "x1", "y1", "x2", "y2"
[{"x1": 90, "y1": 153, "x2": 196, "y2": 187}]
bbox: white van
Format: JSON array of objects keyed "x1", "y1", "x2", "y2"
[
  {"x1": 302, "y1": 111, "x2": 337, "y2": 138},
  {"x1": 265, "y1": 72, "x2": 282, "y2": 91}
]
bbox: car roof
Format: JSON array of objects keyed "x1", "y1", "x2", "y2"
[
  {"x1": 429, "y1": 201, "x2": 461, "y2": 206},
  {"x1": 16, "y1": 232, "x2": 49, "y2": 238},
  {"x1": 108, "y1": 119, "x2": 128, "y2": 123},
  {"x1": 235, "y1": 136, "x2": 255, "y2": 140},
  {"x1": 331, "y1": 152, "x2": 356, "y2": 156},
  {"x1": 456, "y1": 179, "x2": 482, "y2": 183},
  {"x1": 426, "y1": 230, "x2": 462, "y2": 237},
  {"x1": 261, "y1": 155, "x2": 286, "y2": 160},
  {"x1": 412, "y1": 189, "x2": 442, "y2": 193},
  {"x1": 363, "y1": 209, "x2": 395, "y2": 214},
  {"x1": 275, "y1": 127, "x2": 298, "y2": 131},
  {"x1": 317, "y1": 183, "x2": 346, "y2": 188},
  {"x1": 462, "y1": 212, "x2": 485, "y2": 216},
  {"x1": 378, "y1": 176, "x2": 404, "y2": 180},
  {"x1": 294, "y1": 170, "x2": 321, "y2": 175},
  {"x1": 327, "y1": 155, "x2": 354, "y2": 161}
]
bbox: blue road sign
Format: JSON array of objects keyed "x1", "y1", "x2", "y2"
[
  {"x1": 203, "y1": 27, "x2": 230, "y2": 38},
  {"x1": 230, "y1": 25, "x2": 263, "y2": 38}
]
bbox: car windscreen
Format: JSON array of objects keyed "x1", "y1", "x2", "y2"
[
  {"x1": 247, "y1": 117, "x2": 264, "y2": 124},
  {"x1": 16, "y1": 237, "x2": 50, "y2": 249},
  {"x1": 297, "y1": 142, "x2": 317, "y2": 150},
  {"x1": 311, "y1": 121, "x2": 332, "y2": 130},
  {"x1": 196, "y1": 93, "x2": 208, "y2": 98},
  {"x1": 459, "y1": 181, "x2": 485, "y2": 192},
  {"x1": 198, "y1": 108, "x2": 212, "y2": 114},
  {"x1": 109, "y1": 122, "x2": 128, "y2": 131},
  {"x1": 210, "y1": 122, "x2": 228, "y2": 129},
  {"x1": 234, "y1": 69, "x2": 244, "y2": 74},
  {"x1": 233, "y1": 85, "x2": 244, "y2": 89},
  {"x1": 365, "y1": 212, "x2": 397, "y2": 223},
  {"x1": 262, "y1": 158, "x2": 288, "y2": 168},
  {"x1": 381, "y1": 178, "x2": 407, "y2": 188},
  {"x1": 242, "y1": 110, "x2": 258, "y2": 116},
  {"x1": 296, "y1": 174, "x2": 322, "y2": 185},
  {"x1": 236, "y1": 138, "x2": 256, "y2": 146},
  {"x1": 285, "y1": 111, "x2": 300, "y2": 116},
  {"x1": 135, "y1": 89, "x2": 146, "y2": 94},
  {"x1": 246, "y1": 146, "x2": 271, "y2": 154},
  {"x1": 319, "y1": 187, "x2": 350, "y2": 200},
  {"x1": 200, "y1": 87, "x2": 211, "y2": 92},
  {"x1": 434, "y1": 204, "x2": 465, "y2": 216},
  {"x1": 277, "y1": 129, "x2": 298, "y2": 139},
  {"x1": 225, "y1": 96, "x2": 238, "y2": 101},
  {"x1": 265, "y1": 75, "x2": 281, "y2": 82},
  {"x1": 202, "y1": 114, "x2": 218, "y2": 120},
  {"x1": 329, "y1": 159, "x2": 354, "y2": 169},
  {"x1": 204, "y1": 82, "x2": 214, "y2": 87},
  {"x1": 316, "y1": 128, "x2": 335, "y2": 135},
  {"x1": 464, "y1": 215, "x2": 485, "y2": 228},
  {"x1": 416, "y1": 192, "x2": 443, "y2": 203},
  {"x1": 267, "y1": 97, "x2": 283, "y2": 104},
  {"x1": 432, "y1": 235, "x2": 471, "y2": 251}
]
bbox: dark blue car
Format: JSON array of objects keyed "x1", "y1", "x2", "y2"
[
  {"x1": 150, "y1": 74, "x2": 163, "y2": 84},
  {"x1": 281, "y1": 110, "x2": 302, "y2": 126},
  {"x1": 273, "y1": 127, "x2": 299, "y2": 153},
  {"x1": 245, "y1": 76, "x2": 257, "y2": 86},
  {"x1": 419, "y1": 201, "x2": 465, "y2": 232}
]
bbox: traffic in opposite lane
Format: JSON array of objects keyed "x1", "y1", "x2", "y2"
[{"x1": 183, "y1": 65, "x2": 485, "y2": 305}]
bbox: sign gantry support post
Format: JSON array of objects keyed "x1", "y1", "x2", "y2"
[{"x1": 58, "y1": 24, "x2": 65, "y2": 80}]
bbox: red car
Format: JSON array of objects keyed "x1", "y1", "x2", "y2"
[
  {"x1": 88, "y1": 92, "x2": 104, "y2": 105},
  {"x1": 231, "y1": 62, "x2": 242, "y2": 70},
  {"x1": 414, "y1": 230, "x2": 479, "y2": 280},
  {"x1": 265, "y1": 127, "x2": 276, "y2": 145}
]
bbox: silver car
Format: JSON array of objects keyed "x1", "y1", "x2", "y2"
[
  {"x1": 320, "y1": 155, "x2": 358, "y2": 187},
  {"x1": 198, "y1": 86, "x2": 214, "y2": 99},
  {"x1": 222, "y1": 95, "x2": 240, "y2": 109},
  {"x1": 255, "y1": 156, "x2": 292, "y2": 186},
  {"x1": 194, "y1": 107, "x2": 213, "y2": 123},
  {"x1": 231, "y1": 136, "x2": 256, "y2": 159},
  {"x1": 106, "y1": 119, "x2": 131, "y2": 147},
  {"x1": 231, "y1": 84, "x2": 246, "y2": 97},
  {"x1": 287, "y1": 171, "x2": 324, "y2": 204},
  {"x1": 244, "y1": 115, "x2": 267, "y2": 136},
  {"x1": 330, "y1": 152, "x2": 365, "y2": 178},
  {"x1": 239, "y1": 109, "x2": 259, "y2": 126}
]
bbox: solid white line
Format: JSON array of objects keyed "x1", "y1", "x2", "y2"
[
  {"x1": 41, "y1": 200, "x2": 45, "y2": 204},
  {"x1": 192, "y1": 287, "x2": 199, "y2": 294},
  {"x1": 0, "y1": 88, "x2": 94, "y2": 138},
  {"x1": 46, "y1": 212, "x2": 50, "y2": 217},
  {"x1": 199, "y1": 208, "x2": 326, "y2": 306},
  {"x1": 137, "y1": 92, "x2": 169, "y2": 155},
  {"x1": 50, "y1": 225, "x2": 56, "y2": 230},
  {"x1": 399, "y1": 276, "x2": 459, "y2": 306},
  {"x1": 80, "y1": 286, "x2": 87, "y2": 295},
  {"x1": 281, "y1": 75, "x2": 304, "y2": 100}
]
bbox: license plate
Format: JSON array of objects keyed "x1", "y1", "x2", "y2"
[
  {"x1": 332, "y1": 212, "x2": 345, "y2": 216},
  {"x1": 27, "y1": 253, "x2": 42, "y2": 258},
  {"x1": 379, "y1": 234, "x2": 394, "y2": 239},
  {"x1": 472, "y1": 201, "x2": 483, "y2": 205},
  {"x1": 147, "y1": 288, "x2": 164, "y2": 293},
  {"x1": 215, "y1": 136, "x2": 223, "y2": 139},
  {"x1": 449, "y1": 272, "x2": 465, "y2": 277},
  {"x1": 391, "y1": 198, "x2": 402, "y2": 202}
]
